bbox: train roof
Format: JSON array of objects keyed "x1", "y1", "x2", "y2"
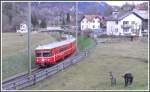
[{"x1": 35, "y1": 36, "x2": 76, "y2": 50}]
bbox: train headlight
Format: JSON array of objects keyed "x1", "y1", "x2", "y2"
[{"x1": 42, "y1": 58, "x2": 44, "y2": 62}]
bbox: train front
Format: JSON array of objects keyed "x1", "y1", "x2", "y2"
[{"x1": 34, "y1": 45, "x2": 54, "y2": 66}]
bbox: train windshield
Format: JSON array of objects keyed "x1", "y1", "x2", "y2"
[
  {"x1": 36, "y1": 53, "x2": 42, "y2": 57},
  {"x1": 43, "y1": 52, "x2": 50, "y2": 57},
  {"x1": 36, "y1": 51, "x2": 51, "y2": 57}
]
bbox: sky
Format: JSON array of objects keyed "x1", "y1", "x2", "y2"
[{"x1": 100, "y1": 1, "x2": 149, "y2": 6}]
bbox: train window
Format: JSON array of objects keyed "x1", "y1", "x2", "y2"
[
  {"x1": 36, "y1": 53, "x2": 42, "y2": 57},
  {"x1": 43, "y1": 52, "x2": 51, "y2": 57},
  {"x1": 60, "y1": 48, "x2": 64, "y2": 52},
  {"x1": 64, "y1": 45, "x2": 68, "y2": 50},
  {"x1": 55, "y1": 49, "x2": 59, "y2": 54},
  {"x1": 59, "y1": 45, "x2": 68, "y2": 53}
]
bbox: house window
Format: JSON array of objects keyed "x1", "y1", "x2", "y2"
[
  {"x1": 123, "y1": 21, "x2": 129, "y2": 24},
  {"x1": 93, "y1": 25, "x2": 95, "y2": 28},
  {"x1": 115, "y1": 21, "x2": 118, "y2": 24},
  {"x1": 115, "y1": 28, "x2": 118, "y2": 32},
  {"x1": 131, "y1": 21, "x2": 135, "y2": 24},
  {"x1": 131, "y1": 21, "x2": 135, "y2": 30},
  {"x1": 82, "y1": 25, "x2": 84, "y2": 29},
  {"x1": 123, "y1": 28, "x2": 129, "y2": 32}
]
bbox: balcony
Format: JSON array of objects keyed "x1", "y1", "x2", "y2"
[{"x1": 121, "y1": 24, "x2": 131, "y2": 28}]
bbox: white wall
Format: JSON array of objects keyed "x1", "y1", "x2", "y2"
[
  {"x1": 81, "y1": 18, "x2": 101, "y2": 31},
  {"x1": 118, "y1": 13, "x2": 142, "y2": 36},
  {"x1": 81, "y1": 18, "x2": 89, "y2": 30},
  {"x1": 106, "y1": 13, "x2": 142, "y2": 36},
  {"x1": 16, "y1": 23, "x2": 28, "y2": 33},
  {"x1": 89, "y1": 18, "x2": 100, "y2": 30},
  {"x1": 106, "y1": 21, "x2": 119, "y2": 35}
]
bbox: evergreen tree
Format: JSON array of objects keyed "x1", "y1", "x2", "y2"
[
  {"x1": 2, "y1": 2, "x2": 20, "y2": 25},
  {"x1": 66, "y1": 13, "x2": 70, "y2": 24},
  {"x1": 31, "y1": 15, "x2": 39, "y2": 27},
  {"x1": 40, "y1": 19, "x2": 47, "y2": 28}
]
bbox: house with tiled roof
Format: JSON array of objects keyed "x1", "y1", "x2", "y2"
[
  {"x1": 16, "y1": 23, "x2": 28, "y2": 33},
  {"x1": 106, "y1": 9, "x2": 148, "y2": 36},
  {"x1": 132, "y1": 9, "x2": 148, "y2": 36},
  {"x1": 80, "y1": 15, "x2": 106, "y2": 31}
]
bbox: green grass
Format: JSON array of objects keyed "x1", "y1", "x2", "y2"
[
  {"x1": 77, "y1": 35, "x2": 94, "y2": 51},
  {"x1": 2, "y1": 32, "x2": 57, "y2": 80},
  {"x1": 25, "y1": 38, "x2": 148, "y2": 90},
  {"x1": 2, "y1": 33, "x2": 93, "y2": 80}
]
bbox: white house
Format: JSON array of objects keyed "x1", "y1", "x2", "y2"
[
  {"x1": 80, "y1": 15, "x2": 105, "y2": 31},
  {"x1": 16, "y1": 23, "x2": 28, "y2": 33},
  {"x1": 106, "y1": 11, "x2": 145, "y2": 36},
  {"x1": 133, "y1": 9, "x2": 148, "y2": 36}
]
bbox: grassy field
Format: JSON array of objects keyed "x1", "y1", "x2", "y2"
[
  {"x1": 2, "y1": 33, "x2": 93, "y2": 80},
  {"x1": 2, "y1": 32, "x2": 57, "y2": 80},
  {"x1": 25, "y1": 38, "x2": 148, "y2": 90}
]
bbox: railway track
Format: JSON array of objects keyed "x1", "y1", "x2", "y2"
[
  {"x1": 2, "y1": 41, "x2": 96, "y2": 90},
  {"x1": 2, "y1": 51, "x2": 86, "y2": 90}
]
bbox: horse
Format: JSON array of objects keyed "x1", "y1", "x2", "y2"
[{"x1": 123, "y1": 73, "x2": 133, "y2": 87}]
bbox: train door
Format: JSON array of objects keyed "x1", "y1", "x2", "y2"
[
  {"x1": 52, "y1": 48, "x2": 56, "y2": 62},
  {"x1": 63, "y1": 45, "x2": 68, "y2": 56}
]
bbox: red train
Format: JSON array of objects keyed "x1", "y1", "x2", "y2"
[{"x1": 35, "y1": 35, "x2": 76, "y2": 66}]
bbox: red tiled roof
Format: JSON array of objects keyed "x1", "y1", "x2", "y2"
[{"x1": 82, "y1": 15, "x2": 102, "y2": 22}]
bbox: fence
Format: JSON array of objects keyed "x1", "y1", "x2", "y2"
[{"x1": 2, "y1": 41, "x2": 96, "y2": 90}]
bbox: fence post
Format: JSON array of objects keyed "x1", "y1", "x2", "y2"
[
  {"x1": 85, "y1": 50, "x2": 88, "y2": 56},
  {"x1": 71, "y1": 59, "x2": 73, "y2": 65},
  {"x1": 13, "y1": 82, "x2": 16, "y2": 89},
  {"x1": 62, "y1": 63, "x2": 64, "y2": 71},
  {"x1": 57, "y1": 64, "x2": 58, "y2": 71},
  {"x1": 33, "y1": 74, "x2": 36, "y2": 85},
  {"x1": 46, "y1": 70, "x2": 48, "y2": 77},
  {"x1": 28, "y1": 75, "x2": 32, "y2": 85}
]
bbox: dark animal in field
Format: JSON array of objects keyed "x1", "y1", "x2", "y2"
[
  {"x1": 123, "y1": 73, "x2": 133, "y2": 87},
  {"x1": 109, "y1": 71, "x2": 116, "y2": 87}
]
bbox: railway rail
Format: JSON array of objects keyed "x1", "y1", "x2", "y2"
[{"x1": 2, "y1": 41, "x2": 96, "y2": 90}]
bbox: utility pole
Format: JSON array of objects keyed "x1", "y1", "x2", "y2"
[
  {"x1": 28, "y1": 2, "x2": 31, "y2": 75},
  {"x1": 75, "y1": 1, "x2": 78, "y2": 53}
]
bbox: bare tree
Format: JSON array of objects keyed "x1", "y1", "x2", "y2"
[{"x1": 2, "y1": 2, "x2": 27, "y2": 32}]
